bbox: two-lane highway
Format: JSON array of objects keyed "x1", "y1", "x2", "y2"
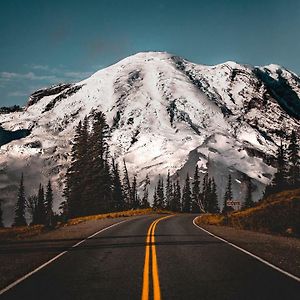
[{"x1": 1, "y1": 214, "x2": 300, "y2": 300}]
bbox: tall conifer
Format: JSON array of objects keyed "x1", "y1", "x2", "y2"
[{"x1": 14, "y1": 173, "x2": 27, "y2": 226}]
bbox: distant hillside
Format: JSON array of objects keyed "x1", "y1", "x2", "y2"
[{"x1": 197, "y1": 189, "x2": 300, "y2": 236}]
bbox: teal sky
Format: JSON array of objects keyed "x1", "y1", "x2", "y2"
[{"x1": 0, "y1": 0, "x2": 299, "y2": 106}]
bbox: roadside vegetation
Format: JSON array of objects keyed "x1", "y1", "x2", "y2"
[
  {"x1": 196, "y1": 188, "x2": 300, "y2": 237},
  {"x1": 0, "y1": 208, "x2": 173, "y2": 240}
]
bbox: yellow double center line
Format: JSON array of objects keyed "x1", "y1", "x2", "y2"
[{"x1": 141, "y1": 215, "x2": 174, "y2": 300}]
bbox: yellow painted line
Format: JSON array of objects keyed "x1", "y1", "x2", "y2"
[{"x1": 141, "y1": 215, "x2": 174, "y2": 300}]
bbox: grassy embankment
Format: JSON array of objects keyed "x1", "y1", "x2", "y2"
[
  {"x1": 196, "y1": 189, "x2": 300, "y2": 237},
  {"x1": 0, "y1": 208, "x2": 172, "y2": 240}
]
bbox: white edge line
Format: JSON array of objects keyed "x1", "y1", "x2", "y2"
[
  {"x1": 0, "y1": 219, "x2": 129, "y2": 296},
  {"x1": 192, "y1": 217, "x2": 300, "y2": 283}
]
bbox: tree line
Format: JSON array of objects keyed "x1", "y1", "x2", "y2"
[
  {"x1": 264, "y1": 130, "x2": 300, "y2": 197},
  {"x1": 3, "y1": 114, "x2": 298, "y2": 227},
  {"x1": 10, "y1": 174, "x2": 55, "y2": 227}
]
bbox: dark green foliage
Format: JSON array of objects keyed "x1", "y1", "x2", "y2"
[
  {"x1": 14, "y1": 173, "x2": 27, "y2": 226},
  {"x1": 64, "y1": 120, "x2": 85, "y2": 217},
  {"x1": 265, "y1": 140, "x2": 288, "y2": 197},
  {"x1": 165, "y1": 170, "x2": 172, "y2": 209},
  {"x1": 45, "y1": 180, "x2": 54, "y2": 227},
  {"x1": 36, "y1": 184, "x2": 46, "y2": 224},
  {"x1": 182, "y1": 173, "x2": 192, "y2": 212},
  {"x1": 122, "y1": 159, "x2": 132, "y2": 209},
  {"x1": 131, "y1": 175, "x2": 139, "y2": 209},
  {"x1": 208, "y1": 178, "x2": 219, "y2": 213},
  {"x1": 170, "y1": 180, "x2": 181, "y2": 212},
  {"x1": 112, "y1": 159, "x2": 125, "y2": 211},
  {"x1": 156, "y1": 177, "x2": 165, "y2": 209},
  {"x1": 222, "y1": 174, "x2": 233, "y2": 214},
  {"x1": 191, "y1": 165, "x2": 201, "y2": 213},
  {"x1": 287, "y1": 131, "x2": 300, "y2": 188},
  {"x1": 141, "y1": 174, "x2": 150, "y2": 208},
  {"x1": 86, "y1": 112, "x2": 112, "y2": 214}
]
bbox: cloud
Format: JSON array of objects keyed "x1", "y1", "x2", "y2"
[
  {"x1": 8, "y1": 91, "x2": 29, "y2": 97},
  {"x1": 0, "y1": 71, "x2": 57, "y2": 81}
]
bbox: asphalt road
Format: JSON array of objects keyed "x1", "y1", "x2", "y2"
[{"x1": 1, "y1": 214, "x2": 300, "y2": 300}]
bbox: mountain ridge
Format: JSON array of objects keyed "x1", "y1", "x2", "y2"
[{"x1": 1, "y1": 51, "x2": 300, "y2": 225}]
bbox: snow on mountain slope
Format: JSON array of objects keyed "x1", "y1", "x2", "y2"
[{"x1": 1, "y1": 51, "x2": 300, "y2": 225}]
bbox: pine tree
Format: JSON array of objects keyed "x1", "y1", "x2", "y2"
[
  {"x1": 112, "y1": 158, "x2": 125, "y2": 211},
  {"x1": 0, "y1": 199, "x2": 4, "y2": 227},
  {"x1": 152, "y1": 187, "x2": 158, "y2": 209},
  {"x1": 165, "y1": 170, "x2": 172, "y2": 210},
  {"x1": 209, "y1": 178, "x2": 219, "y2": 213},
  {"x1": 141, "y1": 174, "x2": 150, "y2": 208},
  {"x1": 122, "y1": 159, "x2": 132, "y2": 209},
  {"x1": 64, "y1": 120, "x2": 85, "y2": 217},
  {"x1": 201, "y1": 172, "x2": 209, "y2": 212},
  {"x1": 222, "y1": 174, "x2": 233, "y2": 214},
  {"x1": 87, "y1": 112, "x2": 112, "y2": 214},
  {"x1": 45, "y1": 180, "x2": 54, "y2": 227},
  {"x1": 265, "y1": 140, "x2": 288, "y2": 196},
  {"x1": 131, "y1": 175, "x2": 139, "y2": 209},
  {"x1": 287, "y1": 130, "x2": 300, "y2": 188},
  {"x1": 156, "y1": 177, "x2": 165, "y2": 209},
  {"x1": 191, "y1": 165, "x2": 201, "y2": 213},
  {"x1": 14, "y1": 173, "x2": 27, "y2": 226},
  {"x1": 182, "y1": 173, "x2": 192, "y2": 212},
  {"x1": 243, "y1": 178, "x2": 254, "y2": 209},
  {"x1": 173, "y1": 180, "x2": 181, "y2": 212},
  {"x1": 36, "y1": 184, "x2": 46, "y2": 224}
]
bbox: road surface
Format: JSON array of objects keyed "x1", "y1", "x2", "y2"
[{"x1": 1, "y1": 214, "x2": 300, "y2": 299}]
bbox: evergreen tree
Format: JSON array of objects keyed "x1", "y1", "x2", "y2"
[
  {"x1": 173, "y1": 180, "x2": 181, "y2": 212},
  {"x1": 141, "y1": 174, "x2": 150, "y2": 208},
  {"x1": 243, "y1": 178, "x2": 254, "y2": 209},
  {"x1": 0, "y1": 199, "x2": 4, "y2": 227},
  {"x1": 165, "y1": 170, "x2": 172, "y2": 209},
  {"x1": 45, "y1": 180, "x2": 54, "y2": 227},
  {"x1": 222, "y1": 174, "x2": 233, "y2": 214},
  {"x1": 182, "y1": 173, "x2": 192, "y2": 212},
  {"x1": 265, "y1": 140, "x2": 288, "y2": 196},
  {"x1": 64, "y1": 120, "x2": 85, "y2": 217},
  {"x1": 287, "y1": 131, "x2": 300, "y2": 188},
  {"x1": 131, "y1": 175, "x2": 139, "y2": 209},
  {"x1": 87, "y1": 112, "x2": 112, "y2": 214},
  {"x1": 152, "y1": 187, "x2": 158, "y2": 209},
  {"x1": 191, "y1": 165, "x2": 201, "y2": 213},
  {"x1": 14, "y1": 173, "x2": 27, "y2": 226},
  {"x1": 122, "y1": 159, "x2": 132, "y2": 209},
  {"x1": 208, "y1": 178, "x2": 219, "y2": 213},
  {"x1": 201, "y1": 172, "x2": 209, "y2": 212},
  {"x1": 156, "y1": 177, "x2": 165, "y2": 209},
  {"x1": 112, "y1": 158, "x2": 125, "y2": 211},
  {"x1": 36, "y1": 184, "x2": 46, "y2": 224}
]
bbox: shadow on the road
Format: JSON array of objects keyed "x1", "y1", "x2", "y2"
[{"x1": 0, "y1": 236, "x2": 224, "y2": 255}]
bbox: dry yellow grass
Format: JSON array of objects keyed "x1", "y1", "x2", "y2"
[
  {"x1": 67, "y1": 208, "x2": 173, "y2": 226},
  {"x1": 0, "y1": 225, "x2": 45, "y2": 240},
  {"x1": 196, "y1": 189, "x2": 300, "y2": 236},
  {"x1": 0, "y1": 208, "x2": 173, "y2": 240}
]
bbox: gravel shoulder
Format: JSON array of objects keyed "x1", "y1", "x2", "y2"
[
  {"x1": 199, "y1": 224, "x2": 300, "y2": 278},
  {"x1": 0, "y1": 216, "x2": 142, "y2": 290}
]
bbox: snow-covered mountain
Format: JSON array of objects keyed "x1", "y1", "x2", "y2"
[{"x1": 1, "y1": 51, "x2": 300, "y2": 224}]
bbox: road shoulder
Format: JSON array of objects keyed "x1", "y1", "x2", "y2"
[{"x1": 195, "y1": 222, "x2": 300, "y2": 278}]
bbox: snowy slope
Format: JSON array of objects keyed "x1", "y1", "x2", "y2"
[{"x1": 1, "y1": 51, "x2": 300, "y2": 224}]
